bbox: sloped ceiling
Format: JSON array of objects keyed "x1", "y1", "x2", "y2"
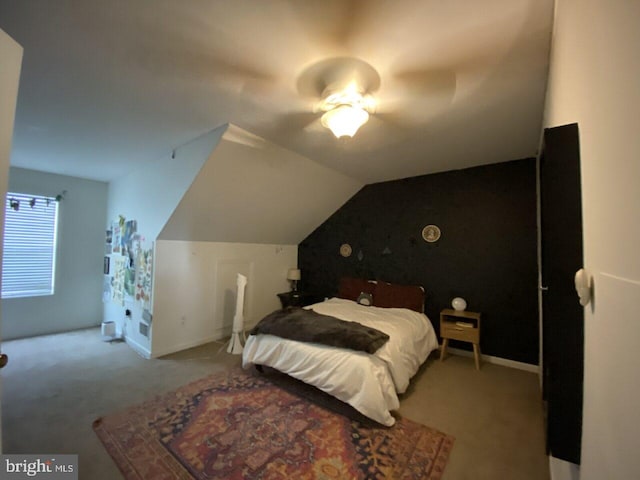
[
  {"x1": 159, "y1": 125, "x2": 363, "y2": 245},
  {"x1": 0, "y1": 0, "x2": 553, "y2": 184}
]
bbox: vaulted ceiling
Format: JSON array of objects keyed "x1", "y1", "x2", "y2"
[{"x1": 0, "y1": 0, "x2": 553, "y2": 183}]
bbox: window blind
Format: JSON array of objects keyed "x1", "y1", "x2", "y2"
[{"x1": 1, "y1": 193, "x2": 59, "y2": 298}]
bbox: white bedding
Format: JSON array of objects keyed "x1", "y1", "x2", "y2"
[{"x1": 242, "y1": 297, "x2": 438, "y2": 426}]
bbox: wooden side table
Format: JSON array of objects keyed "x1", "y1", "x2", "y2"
[{"x1": 439, "y1": 308, "x2": 482, "y2": 370}]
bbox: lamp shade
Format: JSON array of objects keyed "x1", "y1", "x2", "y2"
[
  {"x1": 287, "y1": 268, "x2": 301, "y2": 281},
  {"x1": 321, "y1": 105, "x2": 369, "y2": 138}
]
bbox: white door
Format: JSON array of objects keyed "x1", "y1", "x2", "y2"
[{"x1": 0, "y1": 28, "x2": 24, "y2": 453}]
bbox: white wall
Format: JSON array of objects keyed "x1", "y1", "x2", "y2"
[
  {"x1": 0, "y1": 30, "x2": 22, "y2": 330},
  {"x1": 0, "y1": 29, "x2": 22, "y2": 311},
  {"x1": 1, "y1": 168, "x2": 107, "y2": 340},
  {"x1": 151, "y1": 241, "x2": 296, "y2": 357},
  {"x1": 0, "y1": 27, "x2": 22, "y2": 453},
  {"x1": 543, "y1": 0, "x2": 640, "y2": 478},
  {"x1": 104, "y1": 125, "x2": 226, "y2": 356},
  {"x1": 107, "y1": 126, "x2": 227, "y2": 241},
  {"x1": 106, "y1": 124, "x2": 361, "y2": 359},
  {"x1": 148, "y1": 126, "x2": 362, "y2": 357},
  {"x1": 159, "y1": 125, "x2": 364, "y2": 244}
]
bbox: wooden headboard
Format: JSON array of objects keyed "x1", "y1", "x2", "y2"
[{"x1": 337, "y1": 277, "x2": 425, "y2": 313}]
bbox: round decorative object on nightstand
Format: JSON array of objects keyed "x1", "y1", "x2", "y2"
[{"x1": 451, "y1": 297, "x2": 467, "y2": 311}]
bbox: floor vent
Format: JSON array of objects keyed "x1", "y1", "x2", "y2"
[{"x1": 139, "y1": 322, "x2": 149, "y2": 337}]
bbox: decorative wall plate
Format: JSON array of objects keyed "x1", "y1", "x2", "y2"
[
  {"x1": 422, "y1": 225, "x2": 441, "y2": 243},
  {"x1": 339, "y1": 243, "x2": 352, "y2": 257}
]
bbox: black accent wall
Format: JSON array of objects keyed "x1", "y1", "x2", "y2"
[{"x1": 299, "y1": 158, "x2": 539, "y2": 364}]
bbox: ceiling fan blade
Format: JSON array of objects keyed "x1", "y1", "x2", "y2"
[
  {"x1": 391, "y1": 68, "x2": 457, "y2": 97},
  {"x1": 371, "y1": 66, "x2": 457, "y2": 127},
  {"x1": 355, "y1": 115, "x2": 409, "y2": 148},
  {"x1": 259, "y1": 112, "x2": 322, "y2": 137},
  {"x1": 283, "y1": 0, "x2": 369, "y2": 50},
  {"x1": 244, "y1": 111, "x2": 328, "y2": 153},
  {"x1": 303, "y1": 118, "x2": 326, "y2": 134},
  {"x1": 375, "y1": 97, "x2": 452, "y2": 127}
]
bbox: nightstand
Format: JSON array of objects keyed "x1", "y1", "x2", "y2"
[
  {"x1": 277, "y1": 291, "x2": 319, "y2": 308},
  {"x1": 439, "y1": 308, "x2": 482, "y2": 370}
]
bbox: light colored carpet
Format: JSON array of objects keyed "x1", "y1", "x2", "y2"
[{"x1": 1, "y1": 328, "x2": 549, "y2": 479}]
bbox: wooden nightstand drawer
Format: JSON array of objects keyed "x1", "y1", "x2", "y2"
[
  {"x1": 439, "y1": 308, "x2": 482, "y2": 369},
  {"x1": 441, "y1": 322, "x2": 479, "y2": 343}
]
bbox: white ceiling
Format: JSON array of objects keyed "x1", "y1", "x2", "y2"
[{"x1": 0, "y1": 0, "x2": 554, "y2": 184}]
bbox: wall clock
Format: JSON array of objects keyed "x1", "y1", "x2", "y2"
[
  {"x1": 422, "y1": 225, "x2": 441, "y2": 243},
  {"x1": 339, "y1": 243, "x2": 352, "y2": 257}
]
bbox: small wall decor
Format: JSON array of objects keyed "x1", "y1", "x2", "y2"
[
  {"x1": 339, "y1": 243, "x2": 352, "y2": 257},
  {"x1": 105, "y1": 215, "x2": 153, "y2": 309},
  {"x1": 422, "y1": 224, "x2": 441, "y2": 243}
]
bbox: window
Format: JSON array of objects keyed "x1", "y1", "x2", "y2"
[{"x1": 2, "y1": 192, "x2": 59, "y2": 298}]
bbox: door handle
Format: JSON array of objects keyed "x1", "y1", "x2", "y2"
[
  {"x1": 575, "y1": 268, "x2": 592, "y2": 306},
  {"x1": 540, "y1": 286, "x2": 549, "y2": 291}
]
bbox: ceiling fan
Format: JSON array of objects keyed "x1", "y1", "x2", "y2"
[
  {"x1": 293, "y1": 56, "x2": 456, "y2": 140},
  {"x1": 102, "y1": 3, "x2": 461, "y2": 144},
  {"x1": 296, "y1": 57, "x2": 381, "y2": 138}
]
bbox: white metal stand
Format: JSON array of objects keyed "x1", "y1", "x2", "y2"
[{"x1": 227, "y1": 273, "x2": 247, "y2": 354}]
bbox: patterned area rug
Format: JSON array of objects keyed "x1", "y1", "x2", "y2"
[{"x1": 93, "y1": 368, "x2": 454, "y2": 479}]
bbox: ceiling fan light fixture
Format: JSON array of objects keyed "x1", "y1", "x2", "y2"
[{"x1": 321, "y1": 104, "x2": 369, "y2": 138}]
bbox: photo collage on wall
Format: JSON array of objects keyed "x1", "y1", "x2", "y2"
[{"x1": 103, "y1": 215, "x2": 153, "y2": 315}]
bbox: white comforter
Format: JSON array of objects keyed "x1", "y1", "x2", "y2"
[{"x1": 242, "y1": 297, "x2": 438, "y2": 426}]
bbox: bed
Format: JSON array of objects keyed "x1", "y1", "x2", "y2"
[{"x1": 242, "y1": 277, "x2": 439, "y2": 426}]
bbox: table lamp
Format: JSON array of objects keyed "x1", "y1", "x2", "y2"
[{"x1": 287, "y1": 268, "x2": 301, "y2": 292}]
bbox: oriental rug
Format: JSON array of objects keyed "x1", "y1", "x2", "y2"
[{"x1": 93, "y1": 368, "x2": 454, "y2": 480}]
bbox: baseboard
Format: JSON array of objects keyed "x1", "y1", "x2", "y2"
[
  {"x1": 549, "y1": 455, "x2": 580, "y2": 480},
  {"x1": 150, "y1": 333, "x2": 226, "y2": 358},
  {"x1": 441, "y1": 345, "x2": 539, "y2": 373},
  {"x1": 125, "y1": 335, "x2": 151, "y2": 359}
]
